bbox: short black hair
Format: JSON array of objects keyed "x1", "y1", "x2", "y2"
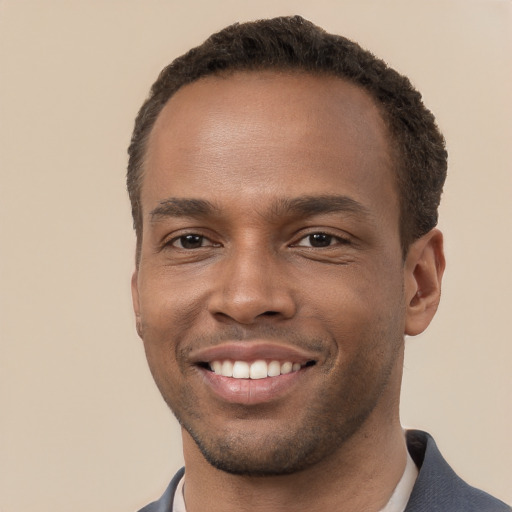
[{"x1": 127, "y1": 15, "x2": 447, "y2": 261}]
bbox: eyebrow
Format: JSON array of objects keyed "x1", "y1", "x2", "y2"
[
  {"x1": 270, "y1": 195, "x2": 371, "y2": 219},
  {"x1": 150, "y1": 198, "x2": 219, "y2": 221},
  {"x1": 149, "y1": 194, "x2": 371, "y2": 222}
]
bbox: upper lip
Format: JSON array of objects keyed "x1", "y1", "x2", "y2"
[{"x1": 189, "y1": 341, "x2": 319, "y2": 365}]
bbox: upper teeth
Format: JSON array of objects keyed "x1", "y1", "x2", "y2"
[{"x1": 210, "y1": 360, "x2": 302, "y2": 379}]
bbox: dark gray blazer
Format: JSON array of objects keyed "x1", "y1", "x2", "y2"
[{"x1": 139, "y1": 430, "x2": 510, "y2": 512}]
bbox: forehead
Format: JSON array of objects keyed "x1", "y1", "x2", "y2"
[{"x1": 143, "y1": 71, "x2": 396, "y2": 220}]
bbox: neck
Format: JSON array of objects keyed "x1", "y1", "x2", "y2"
[{"x1": 182, "y1": 409, "x2": 407, "y2": 512}]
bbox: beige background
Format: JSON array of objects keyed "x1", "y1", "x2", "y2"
[{"x1": 1, "y1": 1, "x2": 511, "y2": 510}]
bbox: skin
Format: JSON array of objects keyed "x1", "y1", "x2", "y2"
[{"x1": 132, "y1": 71, "x2": 445, "y2": 512}]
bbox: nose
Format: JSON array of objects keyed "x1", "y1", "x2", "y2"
[{"x1": 208, "y1": 245, "x2": 296, "y2": 325}]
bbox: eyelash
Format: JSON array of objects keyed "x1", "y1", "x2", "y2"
[
  {"x1": 167, "y1": 233, "x2": 219, "y2": 250},
  {"x1": 292, "y1": 232, "x2": 351, "y2": 248},
  {"x1": 165, "y1": 231, "x2": 351, "y2": 250}
]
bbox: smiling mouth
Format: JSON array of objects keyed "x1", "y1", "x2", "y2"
[{"x1": 198, "y1": 359, "x2": 316, "y2": 379}]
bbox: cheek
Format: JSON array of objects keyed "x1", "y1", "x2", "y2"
[
  {"x1": 138, "y1": 268, "x2": 209, "y2": 337},
  {"x1": 136, "y1": 272, "x2": 208, "y2": 389},
  {"x1": 297, "y1": 261, "x2": 405, "y2": 346},
  {"x1": 138, "y1": 278, "x2": 202, "y2": 401}
]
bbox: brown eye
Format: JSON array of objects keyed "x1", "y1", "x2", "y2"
[
  {"x1": 294, "y1": 232, "x2": 350, "y2": 248},
  {"x1": 308, "y1": 233, "x2": 333, "y2": 247},
  {"x1": 174, "y1": 234, "x2": 205, "y2": 249},
  {"x1": 295, "y1": 233, "x2": 335, "y2": 247}
]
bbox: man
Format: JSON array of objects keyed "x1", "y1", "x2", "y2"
[{"x1": 127, "y1": 16, "x2": 510, "y2": 512}]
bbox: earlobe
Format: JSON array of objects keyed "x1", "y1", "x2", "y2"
[
  {"x1": 131, "y1": 270, "x2": 143, "y2": 338},
  {"x1": 404, "y1": 229, "x2": 445, "y2": 336}
]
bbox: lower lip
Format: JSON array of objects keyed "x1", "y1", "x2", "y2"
[{"x1": 199, "y1": 367, "x2": 307, "y2": 405}]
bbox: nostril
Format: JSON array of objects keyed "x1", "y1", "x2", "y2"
[{"x1": 262, "y1": 311, "x2": 279, "y2": 317}]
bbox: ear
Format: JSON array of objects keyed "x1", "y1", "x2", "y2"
[
  {"x1": 131, "y1": 270, "x2": 143, "y2": 338},
  {"x1": 404, "y1": 229, "x2": 445, "y2": 336}
]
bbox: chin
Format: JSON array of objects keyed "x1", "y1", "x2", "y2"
[
  {"x1": 188, "y1": 430, "x2": 321, "y2": 476},
  {"x1": 180, "y1": 405, "x2": 374, "y2": 477}
]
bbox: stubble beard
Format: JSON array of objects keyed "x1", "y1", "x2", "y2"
[
  {"x1": 168, "y1": 340, "x2": 402, "y2": 477},
  {"x1": 180, "y1": 399, "x2": 379, "y2": 477},
  {"x1": 147, "y1": 314, "x2": 405, "y2": 477}
]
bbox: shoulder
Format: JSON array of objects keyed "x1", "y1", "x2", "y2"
[
  {"x1": 405, "y1": 430, "x2": 510, "y2": 512},
  {"x1": 137, "y1": 467, "x2": 185, "y2": 512},
  {"x1": 135, "y1": 435, "x2": 511, "y2": 512}
]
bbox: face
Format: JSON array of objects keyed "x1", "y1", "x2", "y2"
[{"x1": 133, "y1": 72, "x2": 411, "y2": 475}]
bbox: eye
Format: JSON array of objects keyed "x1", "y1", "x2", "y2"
[
  {"x1": 294, "y1": 232, "x2": 347, "y2": 248},
  {"x1": 171, "y1": 234, "x2": 215, "y2": 249}
]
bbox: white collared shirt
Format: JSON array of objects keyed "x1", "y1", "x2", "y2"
[{"x1": 172, "y1": 452, "x2": 418, "y2": 512}]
